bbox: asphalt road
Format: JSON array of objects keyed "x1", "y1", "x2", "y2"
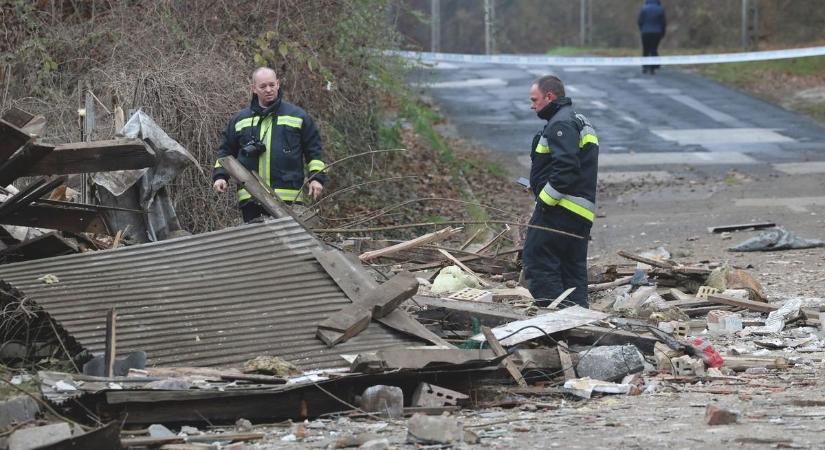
[{"x1": 411, "y1": 61, "x2": 825, "y2": 183}]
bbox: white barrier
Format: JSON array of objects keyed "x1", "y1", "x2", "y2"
[{"x1": 392, "y1": 46, "x2": 825, "y2": 67}]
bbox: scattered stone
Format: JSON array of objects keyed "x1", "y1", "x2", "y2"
[
  {"x1": 358, "y1": 438, "x2": 390, "y2": 450},
  {"x1": 8, "y1": 422, "x2": 71, "y2": 450},
  {"x1": 705, "y1": 404, "x2": 739, "y2": 425},
  {"x1": 235, "y1": 418, "x2": 253, "y2": 432},
  {"x1": 179, "y1": 425, "x2": 201, "y2": 435},
  {"x1": 407, "y1": 413, "x2": 464, "y2": 444},
  {"x1": 243, "y1": 355, "x2": 302, "y2": 376},
  {"x1": 707, "y1": 310, "x2": 743, "y2": 334},
  {"x1": 564, "y1": 377, "x2": 631, "y2": 399},
  {"x1": 334, "y1": 433, "x2": 379, "y2": 448},
  {"x1": 149, "y1": 423, "x2": 176, "y2": 437},
  {"x1": 576, "y1": 345, "x2": 645, "y2": 382},
  {"x1": 144, "y1": 378, "x2": 191, "y2": 390},
  {"x1": 0, "y1": 396, "x2": 40, "y2": 429},
  {"x1": 358, "y1": 385, "x2": 403, "y2": 419}
]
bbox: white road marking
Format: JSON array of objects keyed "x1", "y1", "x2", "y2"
[
  {"x1": 419, "y1": 78, "x2": 507, "y2": 89},
  {"x1": 735, "y1": 196, "x2": 825, "y2": 213},
  {"x1": 773, "y1": 161, "x2": 825, "y2": 174},
  {"x1": 599, "y1": 152, "x2": 759, "y2": 167},
  {"x1": 651, "y1": 128, "x2": 795, "y2": 145},
  {"x1": 599, "y1": 171, "x2": 673, "y2": 184},
  {"x1": 619, "y1": 114, "x2": 641, "y2": 125},
  {"x1": 668, "y1": 94, "x2": 746, "y2": 127},
  {"x1": 591, "y1": 100, "x2": 608, "y2": 110}
]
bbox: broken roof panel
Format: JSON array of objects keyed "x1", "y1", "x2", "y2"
[{"x1": 0, "y1": 218, "x2": 421, "y2": 369}]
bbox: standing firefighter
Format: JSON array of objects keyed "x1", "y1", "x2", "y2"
[
  {"x1": 212, "y1": 67, "x2": 326, "y2": 222},
  {"x1": 523, "y1": 75, "x2": 599, "y2": 308}
]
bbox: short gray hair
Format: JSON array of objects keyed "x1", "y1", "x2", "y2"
[
  {"x1": 534, "y1": 75, "x2": 565, "y2": 97},
  {"x1": 251, "y1": 67, "x2": 277, "y2": 81}
]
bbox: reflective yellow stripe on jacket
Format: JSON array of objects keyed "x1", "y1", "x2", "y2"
[{"x1": 538, "y1": 182, "x2": 596, "y2": 222}]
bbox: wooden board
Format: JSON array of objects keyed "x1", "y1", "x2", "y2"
[
  {"x1": 218, "y1": 156, "x2": 292, "y2": 219},
  {"x1": 24, "y1": 139, "x2": 155, "y2": 175},
  {"x1": 482, "y1": 326, "x2": 527, "y2": 387},
  {"x1": 0, "y1": 142, "x2": 53, "y2": 186},
  {"x1": 0, "y1": 202, "x2": 108, "y2": 234},
  {"x1": 557, "y1": 341, "x2": 577, "y2": 381},
  {"x1": 0, "y1": 119, "x2": 32, "y2": 164},
  {"x1": 0, "y1": 231, "x2": 79, "y2": 262}
]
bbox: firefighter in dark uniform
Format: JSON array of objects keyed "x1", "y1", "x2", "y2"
[
  {"x1": 212, "y1": 67, "x2": 326, "y2": 222},
  {"x1": 523, "y1": 75, "x2": 599, "y2": 307}
]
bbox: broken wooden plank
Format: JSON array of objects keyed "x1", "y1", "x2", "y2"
[
  {"x1": 548, "y1": 287, "x2": 576, "y2": 309},
  {"x1": 1, "y1": 107, "x2": 34, "y2": 128},
  {"x1": 316, "y1": 304, "x2": 372, "y2": 347},
  {"x1": 707, "y1": 294, "x2": 774, "y2": 313},
  {"x1": 587, "y1": 275, "x2": 632, "y2": 292},
  {"x1": 218, "y1": 155, "x2": 292, "y2": 219},
  {"x1": 405, "y1": 247, "x2": 521, "y2": 272},
  {"x1": 723, "y1": 356, "x2": 790, "y2": 371},
  {"x1": 350, "y1": 348, "x2": 498, "y2": 372},
  {"x1": 482, "y1": 326, "x2": 527, "y2": 387},
  {"x1": 511, "y1": 349, "x2": 563, "y2": 371},
  {"x1": 557, "y1": 341, "x2": 576, "y2": 381},
  {"x1": 0, "y1": 141, "x2": 53, "y2": 186},
  {"x1": 24, "y1": 139, "x2": 155, "y2": 175},
  {"x1": 0, "y1": 119, "x2": 32, "y2": 164},
  {"x1": 368, "y1": 271, "x2": 419, "y2": 318},
  {"x1": 708, "y1": 222, "x2": 776, "y2": 233},
  {"x1": 121, "y1": 433, "x2": 265, "y2": 447},
  {"x1": 0, "y1": 202, "x2": 108, "y2": 234},
  {"x1": 377, "y1": 309, "x2": 453, "y2": 347},
  {"x1": 437, "y1": 248, "x2": 489, "y2": 287},
  {"x1": 616, "y1": 250, "x2": 675, "y2": 269},
  {"x1": 0, "y1": 231, "x2": 79, "y2": 262},
  {"x1": 476, "y1": 224, "x2": 510, "y2": 254},
  {"x1": 0, "y1": 176, "x2": 67, "y2": 218},
  {"x1": 317, "y1": 271, "x2": 419, "y2": 346},
  {"x1": 470, "y1": 306, "x2": 608, "y2": 346},
  {"x1": 359, "y1": 227, "x2": 461, "y2": 262}
]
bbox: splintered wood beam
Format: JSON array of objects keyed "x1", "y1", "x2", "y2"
[
  {"x1": 0, "y1": 203, "x2": 109, "y2": 234},
  {"x1": 482, "y1": 325, "x2": 528, "y2": 387},
  {"x1": 0, "y1": 176, "x2": 67, "y2": 218},
  {"x1": 359, "y1": 227, "x2": 461, "y2": 262},
  {"x1": 24, "y1": 139, "x2": 155, "y2": 175},
  {"x1": 1, "y1": 107, "x2": 35, "y2": 128},
  {"x1": 0, "y1": 142, "x2": 53, "y2": 186},
  {"x1": 0, "y1": 119, "x2": 32, "y2": 164},
  {"x1": 218, "y1": 155, "x2": 292, "y2": 219}
]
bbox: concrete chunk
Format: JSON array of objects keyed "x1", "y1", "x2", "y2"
[
  {"x1": 575, "y1": 345, "x2": 645, "y2": 382},
  {"x1": 407, "y1": 413, "x2": 464, "y2": 444},
  {"x1": 8, "y1": 422, "x2": 71, "y2": 450},
  {"x1": 0, "y1": 396, "x2": 39, "y2": 429}
]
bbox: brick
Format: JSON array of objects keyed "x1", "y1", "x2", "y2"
[{"x1": 706, "y1": 404, "x2": 739, "y2": 425}]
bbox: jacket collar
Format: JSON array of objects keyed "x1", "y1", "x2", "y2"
[
  {"x1": 537, "y1": 96, "x2": 572, "y2": 121},
  {"x1": 250, "y1": 89, "x2": 283, "y2": 115}
]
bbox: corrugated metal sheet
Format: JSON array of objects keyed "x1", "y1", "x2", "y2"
[{"x1": 0, "y1": 218, "x2": 421, "y2": 369}]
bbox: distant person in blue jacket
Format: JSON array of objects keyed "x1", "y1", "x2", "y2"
[{"x1": 638, "y1": 0, "x2": 666, "y2": 74}]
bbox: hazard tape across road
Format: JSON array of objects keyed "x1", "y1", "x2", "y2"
[{"x1": 392, "y1": 46, "x2": 825, "y2": 67}]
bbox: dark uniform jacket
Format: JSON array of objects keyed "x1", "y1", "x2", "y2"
[
  {"x1": 638, "y1": 0, "x2": 667, "y2": 35},
  {"x1": 212, "y1": 91, "x2": 325, "y2": 203},
  {"x1": 529, "y1": 97, "x2": 599, "y2": 223}
]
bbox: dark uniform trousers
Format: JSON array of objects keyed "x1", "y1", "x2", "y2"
[{"x1": 523, "y1": 203, "x2": 591, "y2": 307}]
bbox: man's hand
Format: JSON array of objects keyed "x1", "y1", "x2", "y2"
[
  {"x1": 213, "y1": 179, "x2": 228, "y2": 194},
  {"x1": 308, "y1": 180, "x2": 323, "y2": 201}
]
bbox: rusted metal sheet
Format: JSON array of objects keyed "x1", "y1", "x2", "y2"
[{"x1": 0, "y1": 218, "x2": 420, "y2": 369}]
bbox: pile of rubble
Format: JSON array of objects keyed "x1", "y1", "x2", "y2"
[
  {"x1": 0, "y1": 117, "x2": 822, "y2": 447},
  {"x1": 0, "y1": 203, "x2": 820, "y2": 448}
]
